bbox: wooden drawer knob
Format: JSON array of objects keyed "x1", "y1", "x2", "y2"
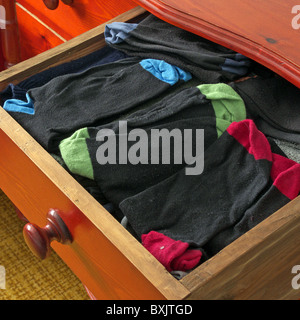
[
  {"x1": 43, "y1": 0, "x2": 59, "y2": 10},
  {"x1": 42, "y1": 0, "x2": 73, "y2": 10},
  {"x1": 23, "y1": 209, "x2": 73, "y2": 260}
]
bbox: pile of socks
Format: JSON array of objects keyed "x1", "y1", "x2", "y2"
[
  {"x1": 58, "y1": 83, "x2": 246, "y2": 219},
  {"x1": 120, "y1": 120, "x2": 300, "y2": 257},
  {"x1": 1, "y1": 13, "x2": 300, "y2": 275}
]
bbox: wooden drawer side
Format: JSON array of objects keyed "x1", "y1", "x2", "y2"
[
  {"x1": 181, "y1": 196, "x2": 300, "y2": 300},
  {"x1": 0, "y1": 107, "x2": 190, "y2": 300}
]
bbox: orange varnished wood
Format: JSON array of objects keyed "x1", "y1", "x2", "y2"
[
  {"x1": 17, "y1": 0, "x2": 137, "y2": 41},
  {"x1": 0, "y1": 33, "x2": 4, "y2": 71},
  {"x1": 136, "y1": 0, "x2": 300, "y2": 88},
  {"x1": 15, "y1": 3, "x2": 64, "y2": 61},
  {"x1": 0, "y1": 0, "x2": 21, "y2": 67}
]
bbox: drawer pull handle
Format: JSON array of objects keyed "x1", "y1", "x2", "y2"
[
  {"x1": 42, "y1": 0, "x2": 59, "y2": 10},
  {"x1": 42, "y1": 0, "x2": 73, "y2": 10},
  {"x1": 23, "y1": 209, "x2": 73, "y2": 260}
]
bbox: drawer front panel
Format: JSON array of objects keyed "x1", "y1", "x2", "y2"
[
  {"x1": 17, "y1": 0, "x2": 137, "y2": 41},
  {"x1": 16, "y1": 4, "x2": 65, "y2": 61},
  {"x1": 0, "y1": 106, "x2": 189, "y2": 300}
]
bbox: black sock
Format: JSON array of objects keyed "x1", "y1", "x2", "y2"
[
  {"x1": 105, "y1": 14, "x2": 251, "y2": 82},
  {"x1": 5, "y1": 58, "x2": 191, "y2": 152},
  {"x1": 0, "y1": 46, "x2": 128, "y2": 105},
  {"x1": 119, "y1": 120, "x2": 300, "y2": 257},
  {"x1": 231, "y1": 75, "x2": 300, "y2": 143},
  {"x1": 59, "y1": 83, "x2": 246, "y2": 216}
]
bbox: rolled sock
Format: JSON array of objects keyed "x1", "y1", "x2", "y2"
[
  {"x1": 198, "y1": 83, "x2": 246, "y2": 137},
  {"x1": 105, "y1": 14, "x2": 251, "y2": 82},
  {"x1": 221, "y1": 53, "x2": 251, "y2": 76},
  {"x1": 59, "y1": 127, "x2": 94, "y2": 180},
  {"x1": 104, "y1": 21, "x2": 138, "y2": 44},
  {"x1": 141, "y1": 231, "x2": 202, "y2": 272},
  {"x1": 5, "y1": 58, "x2": 191, "y2": 152}
]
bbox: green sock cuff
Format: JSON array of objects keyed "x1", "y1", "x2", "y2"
[
  {"x1": 59, "y1": 127, "x2": 94, "y2": 180},
  {"x1": 198, "y1": 83, "x2": 246, "y2": 137}
]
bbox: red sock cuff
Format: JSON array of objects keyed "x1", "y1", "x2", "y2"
[{"x1": 142, "y1": 231, "x2": 202, "y2": 272}]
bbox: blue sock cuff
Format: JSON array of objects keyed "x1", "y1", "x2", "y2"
[
  {"x1": 104, "y1": 22, "x2": 138, "y2": 45},
  {"x1": 3, "y1": 92, "x2": 35, "y2": 115},
  {"x1": 140, "y1": 59, "x2": 192, "y2": 85}
]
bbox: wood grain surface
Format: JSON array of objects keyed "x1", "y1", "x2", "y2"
[
  {"x1": 17, "y1": 0, "x2": 137, "y2": 40},
  {"x1": 16, "y1": 3, "x2": 65, "y2": 61}
]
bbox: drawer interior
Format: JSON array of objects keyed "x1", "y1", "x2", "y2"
[{"x1": 1, "y1": 6, "x2": 300, "y2": 300}]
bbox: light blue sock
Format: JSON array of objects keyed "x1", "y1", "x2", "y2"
[
  {"x1": 3, "y1": 92, "x2": 35, "y2": 115},
  {"x1": 140, "y1": 59, "x2": 192, "y2": 85},
  {"x1": 105, "y1": 22, "x2": 138, "y2": 45}
]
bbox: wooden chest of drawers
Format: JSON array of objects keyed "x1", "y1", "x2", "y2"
[
  {"x1": 0, "y1": 0, "x2": 137, "y2": 71},
  {"x1": 1, "y1": 4, "x2": 300, "y2": 300},
  {"x1": 1, "y1": 0, "x2": 137, "y2": 64}
]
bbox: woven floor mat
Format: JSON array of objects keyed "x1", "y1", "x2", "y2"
[{"x1": 0, "y1": 189, "x2": 89, "y2": 300}]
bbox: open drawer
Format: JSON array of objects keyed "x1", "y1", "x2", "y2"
[{"x1": 1, "y1": 5, "x2": 300, "y2": 300}]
